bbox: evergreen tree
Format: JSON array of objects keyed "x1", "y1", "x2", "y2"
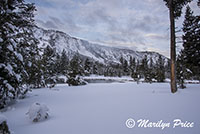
[
  {"x1": 165, "y1": 59, "x2": 171, "y2": 78},
  {"x1": 131, "y1": 60, "x2": 141, "y2": 84},
  {"x1": 119, "y1": 56, "x2": 129, "y2": 75},
  {"x1": 130, "y1": 57, "x2": 137, "y2": 81},
  {"x1": 60, "y1": 49, "x2": 69, "y2": 75},
  {"x1": 129, "y1": 57, "x2": 136, "y2": 73},
  {"x1": 92, "y1": 62, "x2": 98, "y2": 75},
  {"x1": 55, "y1": 53, "x2": 61, "y2": 74},
  {"x1": 119, "y1": 56, "x2": 125, "y2": 75},
  {"x1": 123, "y1": 59, "x2": 129, "y2": 74},
  {"x1": 42, "y1": 46, "x2": 57, "y2": 88},
  {"x1": 69, "y1": 53, "x2": 83, "y2": 76},
  {"x1": 120, "y1": 56, "x2": 124, "y2": 65},
  {"x1": 155, "y1": 55, "x2": 165, "y2": 82},
  {"x1": 23, "y1": 29, "x2": 42, "y2": 89},
  {"x1": 140, "y1": 55, "x2": 152, "y2": 82},
  {"x1": 148, "y1": 57, "x2": 154, "y2": 83},
  {"x1": 131, "y1": 67, "x2": 140, "y2": 84},
  {"x1": 0, "y1": 0, "x2": 38, "y2": 108},
  {"x1": 103, "y1": 66, "x2": 109, "y2": 77},
  {"x1": 26, "y1": 54, "x2": 45, "y2": 89},
  {"x1": 182, "y1": 6, "x2": 200, "y2": 80},
  {"x1": 84, "y1": 58, "x2": 92, "y2": 76},
  {"x1": 177, "y1": 52, "x2": 189, "y2": 89},
  {"x1": 67, "y1": 53, "x2": 86, "y2": 86}
]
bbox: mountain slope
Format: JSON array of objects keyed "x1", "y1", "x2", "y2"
[{"x1": 34, "y1": 26, "x2": 168, "y2": 64}]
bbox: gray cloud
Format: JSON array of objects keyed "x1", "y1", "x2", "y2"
[
  {"x1": 36, "y1": 19, "x2": 58, "y2": 29},
  {"x1": 26, "y1": 0, "x2": 200, "y2": 57},
  {"x1": 49, "y1": 16, "x2": 64, "y2": 26},
  {"x1": 145, "y1": 33, "x2": 169, "y2": 41}
]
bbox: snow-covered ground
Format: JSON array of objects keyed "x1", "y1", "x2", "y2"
[
  {"x1": 1, "y1": 82, "x2": 200, "y2": 134},
  {"x1": 83, "y1": 75, "x2": 133, "y2": 80},
  {"x1": 83, "y1": 75, "x2": 134, "y2": 83}
]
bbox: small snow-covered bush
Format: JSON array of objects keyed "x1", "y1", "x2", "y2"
[
  {"x1": 67, "y1": 76, "x2": 87, "y2": 86},
  {"x1": 57, "y1": 75, "x2": 68, "y2": 84},
  {"x1": 27, "y1": 103, "x2": 49, "y2": 122},
  {"x1": 0, "y1": 114, "x2": 10, "y2": 134}
]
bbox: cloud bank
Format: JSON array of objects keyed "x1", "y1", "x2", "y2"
[{"x1": 27, "y1": 0, "x2": 200, "y2": 57}]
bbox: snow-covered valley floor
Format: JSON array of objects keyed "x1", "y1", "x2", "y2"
[{"x1": 1, "y1": 82, "x2": 200, "y2": 134}]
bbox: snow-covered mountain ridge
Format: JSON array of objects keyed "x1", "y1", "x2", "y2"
[{"x1": 34, "y1": 26, "x2": 168, "y2": 64}]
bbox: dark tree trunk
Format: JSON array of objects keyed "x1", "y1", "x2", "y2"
[{"x1": 169, "y1": 0, "x2": 177, "y2": 93}]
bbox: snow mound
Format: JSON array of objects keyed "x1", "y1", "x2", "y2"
[
  {"x1": 0, "y1": 114, "x2": 7, "y2": 124},
  {"x1": 27, "y1": 102, "x2": 49, "y2": 122}
]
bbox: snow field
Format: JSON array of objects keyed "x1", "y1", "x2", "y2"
[{"x1": 1, "y1": 82, "x2": 200, "y2": 134}]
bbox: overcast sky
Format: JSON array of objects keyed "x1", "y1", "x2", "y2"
[{"x1": 26, "y1": 0, "x2": 199, "y2": 57}]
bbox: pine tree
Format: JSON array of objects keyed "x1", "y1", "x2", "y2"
[
  {"x1": 148, "y1": 57, "x2": 154, "y2": 83},
  {"x1": 26, "y1": 54, "x2": 45, "y2": 89},
  {"x1": 55, "y1": 53, "x2": 61, "y2": 74},
  {"x1": 23, "y1": 28, "x2": 42, "y2": 89},
  {"x1": 120, "y1": 56, "x2": 127, "y2": 75},
  {"x1": 131, "y1": 60, "x2": 141, "y2": 84},
  {"x1": 67, "y1": 53, "x2": 86, "y2": 86},
  {"x1": 140, "y1": 55, "x2": 152, "y2": 82},
  {"x1": 182, "y1": 6, "x2": 200, "y2": 81},
  {"x1": 16, "y1": 4, "x2": 39, "y2": 89},
  {"x1": 69, "y1": 53, "x2": 83, "y2": 76},
  {"x1": 0, "y1": 0, "x2": 38, "y2": 108},
  {"x1": 60, "y1": 49, "x2": 69, "y2": 75},
  {"x1": 84, "y1": 58, "x2": 92, "y2": 76},
  {"x1": 131, "y1": 67, "x2": 139, "y2": 83},
  {"x1": 129, "y1": 57, "x2": 136, "y2": 73},
  {"x1": 163, "y1": 0, "x2": 192, "y2": 93},
  {"x1": 177, "y1": 52, "x2": 188, "y2": 89},
  {"x1": 92, "y1": 62, "x2": 98, "y2": 75},
  {"x1": 165, "y1": 59, "x2": 171, "y2": 78},
  {"x1": 120, "y1": 56, "x2": 124, "y2": 65},
  {"x1": 42, "y1": 46, "x2": 57, "y2": 88},
  {"x1": 155, "y1": 55, "x2": 165, "y2": 82},
  {"x1": 123, "y1": 59, "x2": 129, "y2": 75}
]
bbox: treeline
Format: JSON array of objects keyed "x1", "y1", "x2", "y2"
[{"x1": 39, "y1": 49, "x2": 169, "y2": 83}]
